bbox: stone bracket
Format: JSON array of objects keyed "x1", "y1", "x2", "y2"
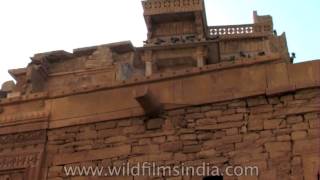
[{"x1": 134, "y1": 87, "x2": 164, "y2": 117}]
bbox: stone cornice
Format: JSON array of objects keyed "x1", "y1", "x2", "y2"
[{"x1": 1, "y1": 59, "x2": 319, "y2": 131}]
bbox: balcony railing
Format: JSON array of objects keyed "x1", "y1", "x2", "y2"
[{"x1": 207, "y1": 23, "x2": 273, "y2": 38}]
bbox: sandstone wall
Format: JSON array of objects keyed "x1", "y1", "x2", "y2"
[{"x1": 44, "y1": 88, "x2": 320, "y2": 180}]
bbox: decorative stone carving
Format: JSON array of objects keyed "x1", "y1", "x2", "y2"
[
  {"x1": 0, "y1": 153, "x2": 39, "y2": 171},
  {"x1": 0, "y1": 110, "x2": 49, "y2": 124},
  {"x1": 0, "y1": 130, "x2": 46, "y2": 146}
]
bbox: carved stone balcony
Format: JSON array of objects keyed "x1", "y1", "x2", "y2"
[
  {"x1": 207, "y1": 23, "x2": 273, "y2": 39},
  {"x1": 142, "y1": 0, "x2": 204, "y2": 15}
]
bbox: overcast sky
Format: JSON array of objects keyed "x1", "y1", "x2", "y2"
[{"x1": 0, "y1": 0, "x2": 319, "y2": 85}]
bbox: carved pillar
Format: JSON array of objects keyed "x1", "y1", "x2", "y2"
[
  {"x1": 142, "y1": 50, "x2": 155, "y2": 76},
  {"x1": 195, "y1": 46, "x2": 206, "y2": 67}
]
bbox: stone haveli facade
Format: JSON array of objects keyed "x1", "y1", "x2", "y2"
[{"x1": 0, "y1": 0, "x2": 319, "y2": 180}]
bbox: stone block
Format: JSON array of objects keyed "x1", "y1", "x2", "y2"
[
  {"x1": 291, "y1": 131, "x2": 307, "y2": 140},
  {"x1": 248, "y1": 119, "x2": 263, "y2": 131},
  {"x1": 152, "y1": 136, "x2": 166, "y2": 143},
  {"x1": 196, "y1": 149, "x2": 216, "y2": 159},
  {"x1": 293, "y1": 139, "x2": 320, "y2": 154},
  {"x1": 243, "y1": 133, "x2": 260, "y2": 141},
  {"x1": 185, "y1": 113, "x2": 205, "y2": 119},
  {"x1": 132, "y1": 144, "x2": 159, "y2": 154},
  {"x1": 280, "y1": 94, "x2": 293, "y2": 102},
  {"x1": 286, "y1": 115, "x2": 303, "y2": 124},
  {"x1": 168, "y1": 109, "x2": 185, "y2": 116},
  {"x1": 292, "y1": 123, "x2": 309, "y2": 130},
  {"x1": 217, "y1": 114, "x2": 243, "y2": 123},
  {"x1": 228, "y1": 100, "x2": 246, "y2": 108},
  {"x1": 304, "y1": 112, "x2": 318, "y2": 120},
  {"x1": 222, "y1": 108, "x2": 236, "y2": 115},
  {"x1": 96, "y1": 121, "x2": 117, "y2": 130},
  {"x1": 309, "y1": 119, "x2": 320, "y2": 128},
  {"x1": 225, "y1": 128, "x2": 239, "y2": 136},
  {"x1": 105, "y1": 136, "x2": 128, "y2": 144},
  {"x1": 276, "y1": 135, "x2": 291, "y2": 141},
  {"x1": 205, "y1": 110, "x2": 222, "y2": 117},
  {"x1": 222, "y1": 135, "x2": 243, "y2": 144},
  {"x1": 294, "y1": 89, "x2": 320, "y2": 100},
  {"x1": 146, "y1": 118, "x2": 164, "y2": 130},
  {"x1": 97, "y1": 128, "x2": 121, "y2": 138},
  {"x1": 53, "y1": 145, "x2": 131, "y2": 165},
  {"x1": 118, "y1": 119, "x2": 132, "y2": 127},
  {"x1": 308, "y1": 129, "x2": 320, "y2": 138},
  {"x1": 180, "y1": 134, "x2": 197, "y2": 140},
  {"x1": 250, "y1": 105, "x2": 273, "y2": 114},
  {"x1": 247, "y1": 96, "x2": 267, "y2": 107},
  {"x1": 196, "y1": 122, "x2": 243, "y2": 130},
  {"x1": 268, "y1": 97, "x2": 280, "y2": 104},
  {"x1": 215, "y1": 144, "x2": 234, "y2": 153},
  {"x1": 197, "y1": 133, "x2": 213, "y2": 140},
  {"x1": 201, "y1": 106, "x2": 212, "y2": 112},
  {"x1": 128, "y1": 153, "x2": 172, "y2": 163},
  {"x1": 196, "y1": 118, "x2": 217, "y2": 126},
  {"x1": 123, "y1": 125, "x2": 145, "y2": 134},
  {"x1": 186, "y1": 107, "x2": 201, "y2": 113},
  {"x1": 265, "y1": 142, "x2": 291, "y2": 152},
  {"x1": 161, "y1": 142, "x2": 183, "y2": 152},
  {"x1": 47, "y1": 166, "x2": 63, "y2": 178},
  {"x1": 183, "y1": 145, "x2": 202, "y2": 153},
  {"x1": 263, "y1": 119, "x2": 286, "y2": 129}
]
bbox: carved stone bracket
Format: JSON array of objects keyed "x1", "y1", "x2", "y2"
[{"x1": 134, "y1": 87, "x2": 164, "y2": 117}]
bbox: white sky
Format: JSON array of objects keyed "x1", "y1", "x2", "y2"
[{"x1": 0, "y1": 0, "x2": 319, "y2": 86}]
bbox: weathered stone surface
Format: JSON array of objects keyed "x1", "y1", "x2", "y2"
[
  {"x1": 217, "y1": 114, "x2": 243, "y2": 122},
  {"x1": 309, "y1": 119, "x2": 320, "y2": 128},
  {"x1": 264, "y1": 119, "x2": 286, "y2": 129},
  {"x1": 96, "y1": 121, "x2": 117, "y2": 130},
  {"x1": 52, "y1": 145, "x2": 131, "y2": 165},
  {"x1": 196, "y1": 122, "x2": 244, "y2": 130},
  {"x1": 265, "y1": 142, "x2": 291, "y2": 152},
  {"x1": 146, "y1": 118, "x2": 164, "y2": 130},
  {"x1": 291, "y1": 131, "x2": 307, "y2": 140},
  {"x1": 248, "y1": 119, "x2": 263, "y2": 131},
  {"x1": 183, "y1": 145, "x2": 202, "y2": 153},
  {"x1": 247, "y1": 96, "x2": 268, "y2": 107},
  {"x1": 132, "y1": 144, "x2": 159, "y2": 154},
  {"x1": 160, "y1": 142, "x2": 183, "y2": 152},
  {"x1": 287, "y1": 116, "x2": 303, "y2": 124},
  {"x1": 293, "y1": 139, "x2": 320, "y2": 154}
]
